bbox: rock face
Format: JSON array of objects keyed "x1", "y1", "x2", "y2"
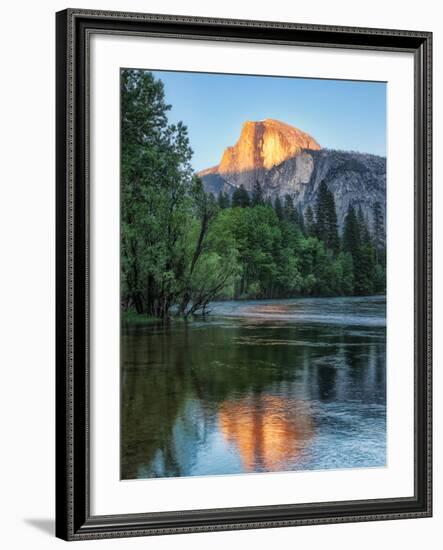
[
  {"x1": 199, "y1": 119, "x2": 320, "y2": 190},
  {"x1": 198, "y1": 119, "x2": 386, "y2": 231},
  {"x1": 219, "y1": 119, "x2": 320, "y2": 172}
]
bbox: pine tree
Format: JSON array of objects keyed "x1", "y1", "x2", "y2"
[
  {"x1": 354, "y1": 241, "x2": 375, "y2": 295},
  {"x1": 315, "y1": 180, "x2": 339, "y2": 252},
  {"x1": 343, "y1": 204, "x2": 360, "y2": 258},
  {"x1": 315, "y1": 181, "x2": 330, "y2": 243},
  {"x1": 232, "y1": 184, "x2": 250, "y2": 208},
  {"x1": 343, "y1": 204, "x2": 376, "y2": 296},
  {"x1": 251, "y1": 180, "x2": 264, "y2": 206},
  {"x1": 372, "y1": 201, "x2": 385, "y2": 265},
  {"x1": 340, "y1": 252, "x2": 355, "y2": 295},
  {"x1": 357, "y1": 206, "x2": 371, "y2": 244},
  {"x1": 274, "y1": 196, "x2": 284, "y2": 220},
  {"x1": 283, "y1": 194, "x2": 300, "y2": 227},
  {"x1": 325, "y1": 188, "x2": 339, "y2": 252},
  {"x1": 217, "y1": 191, "x2": 230, "y2": 209}
]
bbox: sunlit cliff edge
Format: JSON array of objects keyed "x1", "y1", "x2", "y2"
[
  {"x1": 198, "y1": 119, "x2": 321, "y2": 177},
  {"x1": 198, "y1": 119, "x2": 386, "y2": 230}
]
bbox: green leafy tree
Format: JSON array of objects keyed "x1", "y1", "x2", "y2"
[
  {"x1": 180, "y1": 199, "x2": 241, "y2": 316},
  {"x1": 121, "y1": 69, "x2": 383, "y2": 314},
  {"x1": 121, "y1": 69, "x2": 194, "y2": 317}
]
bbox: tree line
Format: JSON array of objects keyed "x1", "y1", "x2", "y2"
[
  {"x1": 215, "y1": 181, "x2": 385, "y2": 300},
  {"x1": 121, "y1": 69, "x2": 386, "y2": 319}
]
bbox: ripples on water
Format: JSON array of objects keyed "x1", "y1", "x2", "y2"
[
  {"x1": 121, "y1": 296, "x2": 386, "y2": 479},
  {"x1": 210, "y1": 295, "x2": 386, "y2": 326}
]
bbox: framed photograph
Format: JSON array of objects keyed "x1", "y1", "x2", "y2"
[{"x1": 55, "y1": 9, "x2": 432, "y2": 541}]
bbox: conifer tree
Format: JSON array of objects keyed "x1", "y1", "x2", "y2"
[
  {"x1": 315, "y1": 180, "x2": 339, "y2": 252},
  {"x1": 354, "y1": 241, "x2": 375, "y2": 295},
  {"x1": 283, "y1": 194, "x2": 300, "y2": 227},
  {"x1": 232, "y1": 184, "x2": 250, "y2": 208},
  {"x1": 315, "y1": 181, "x2": 330, "y2": 243},
  {"x1": 325, "y1": 188, "x2": 340, "y2": 252},
  {"x1": 251, "y1": 180, "x2": 264, "y2": 206},
  {"x1": 357, "y1": 206, "x2": 371, "y2": 244},
  {"x1": 340, "y1": 252, "x2": 355, "y2": 295},
  {"x1": 343, "y1": 204, "x2": 360, "y2": 258},
  {"x1": 372, "y1": 201, "x2": 385, "y2": 265},
  {"x1": 217, "y1": 191, "x2": 230, "y2": 209},
  {"x1": 344, "y1": 204, "x2": 376, "y2": 295},
  {"x1": 274, "y1": 196, "x2": 284, "y2": 220}
]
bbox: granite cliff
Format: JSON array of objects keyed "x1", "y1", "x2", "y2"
[{"x1": 198, "y1": 119, "x2": 386, "y2": 230}]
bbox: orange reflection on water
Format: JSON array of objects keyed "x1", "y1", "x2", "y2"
[
  {"x1": 218, "y1": 395, "x2": 314, "y2": 472},
  {"x1": 244, "y1": 303, "x2": 294, "y2": 316}
]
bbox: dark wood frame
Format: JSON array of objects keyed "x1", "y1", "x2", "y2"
[{"x1": 56, "y1": 8, "x2": 432, "y2": 541}]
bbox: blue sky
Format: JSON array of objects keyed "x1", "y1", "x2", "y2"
[{"x1": 149, "y1": 70, "x2": 386, "y2": 172}]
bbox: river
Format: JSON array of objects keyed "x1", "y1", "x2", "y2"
[{"x1": 121, "y1": 295, "x2": 386, "y2": 479}]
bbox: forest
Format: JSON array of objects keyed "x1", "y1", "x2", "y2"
[{"x1": 121, "y1": 69, "x2": 386, "y2": 320}]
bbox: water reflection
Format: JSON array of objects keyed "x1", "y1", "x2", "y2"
[
  {"x1": 219, "y1": 395, "x2": 314, "y2": 472},
  {"x1": 121, "y1": 296, "x2": 386, "y2": 479}
]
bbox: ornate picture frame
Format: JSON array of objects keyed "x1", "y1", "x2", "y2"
[{"x1": 55, "y1": 8, "x2": 432, "y2": 541}]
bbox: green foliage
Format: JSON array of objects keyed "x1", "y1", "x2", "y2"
[
  {"x1": 232, "y1": 184, "x2": 250, "y2": 208},
  {"x1": 121, "y1": 69, "x2": 195, "y2": 317},
  {"x1": 121, "y1": 70, "x2": 236, "y2": 318},
  {"x1": 338, "y1": 252, "x2": 355, "y2": 295},
  {"x1": 251, "y1": 180, "x2": 265, "y2": 206},
  {"x1": 217, "y1": 191, "x2": 231, "y2": 209},
  {"x1": 121, "y1": 70, "x2": 386, "y2": 318},
  {"x1": 283, "y1": 194, "x2": 303, "y2": 232},
  {"x1": 274, "y1": 196, "x2": 284, "y2": 220},
  {"x1": 353, "y1": 241, "x2": 376, "y2": 295},
  {"x1": 343, "y1": 203, "x2": 384, "y2": 296},
  {"x1": 373, "y1": 201, "x2": 385, "y2": 265},
  {"x1": 297, "y1": 204, "x2": 306, "y2": 235},
  {"x1": 315, "y1": 181, "x2": 339, "y2": 251},
  {"x1": 343, "y1": 204, "x2": 360, "y2": 257}
]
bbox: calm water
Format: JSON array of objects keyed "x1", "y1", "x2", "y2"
[{"x1": 121, "y1": 296, "x2": 386, "y2": 480}]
